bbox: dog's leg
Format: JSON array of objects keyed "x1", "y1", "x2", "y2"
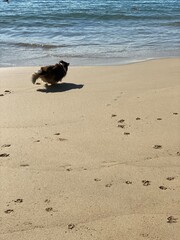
[{"x1": 31, "y1": 70, "x2": 42, "y2": 84}]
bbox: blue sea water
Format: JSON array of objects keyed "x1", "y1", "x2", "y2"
[{"x1": 0, "y1": 0, "x2": 180, "y2": 66}]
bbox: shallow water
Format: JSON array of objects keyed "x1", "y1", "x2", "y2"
[{"x1": 0, "y1": 0, "x2": 180, "y2": 66}]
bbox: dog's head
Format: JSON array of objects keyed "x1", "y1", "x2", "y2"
[{"x1": 59, "y1": 60, "x2": 70, "y2": 71}]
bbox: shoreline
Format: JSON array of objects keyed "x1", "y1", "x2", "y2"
[{"x1": 0, "y1": 56, "x2": 179, "y2": 69}]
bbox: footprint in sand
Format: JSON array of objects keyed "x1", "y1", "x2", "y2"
[
  {"x1": 105, "y1": 183, "x2": 113, "y2": 188},
  {"x1": 166, "y1": 177, "x2": 175, "y2": 181},
  {"x1": 153, "y1": 145, "x2": 162, "y2": 149},
  {"x1": 124, "y1": 132, "x2": 130, "y2": 135},
  {"x1": 0, "y1": 153, "x2": 10, "y2": 158},
  {"x1": 167, "y1": 216, "x2": 178, "y2": 224},
  {"x1": 54, "y1": 133, "x2": 60, "y2": 135},
  {"x1": 142, "y1": 180, "x2": 151, "y2": 186},
  {"x1": 1, "y1": 90, "x2": 12, "y2": 96},
  {"x1": 20, "y1": 164, "x2": 29, "y2": 167},
  {"x1": 118, "y1": 124, "x2": 125, "y2": 128},
  {"x1": 45, "y1": 199, "x2": 51, "y2": 204},
  {"x1": 125, "y1": 181, "x2": 132, "y2": 184},
  {"x1": 118, "y1": 119, "x2": 125, "y2": 123},
  {"x1": 94, "y1": 178, "x2": 101, "y2": 182},
  {"x1": 4, "y1": 209, "x2": 14, "y2": 214},
  {"x1": 4, "y1": 90, "x2": 11, "y2": 94},
  {"x1": 1, "y1": 144, "x2": 11, "y2": 148},
  {"x1": 159, "y1": 186, "x2": 167, "y2": 190},
  {"x1": 14, "y1": 199, "x2": 23, "y2": 203},
  {"x1": 68, "y1": 223, "x2": 75, "y2": 230},
  {"x1": 66, "y1": 168, "x2": 72, "y2": 172},
  {"x1": 45, "y1": 207, "x2": 53, "y2": 212},
  {"x1": 6, "y1": 199, "x2": 23, "y2": 208},
  {"x1": 58, "y1": 138, "x2": 67, "y2": 141}
]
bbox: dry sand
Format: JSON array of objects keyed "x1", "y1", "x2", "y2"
[{"x1": 0, "y1": 58, "x2": 180, "y2": 240}]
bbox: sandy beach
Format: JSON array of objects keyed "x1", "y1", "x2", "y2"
[{"x1": 0, "y1": 58, "x2": 180, "y2": 239}]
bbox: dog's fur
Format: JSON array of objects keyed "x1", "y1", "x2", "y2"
[{"x1": 32, "y1": 60, "x2": 69, "y2": 85}]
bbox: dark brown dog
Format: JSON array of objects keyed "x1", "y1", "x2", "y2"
[{"x1": 32, "y1": 60, "x2": 69, "y2": 85}]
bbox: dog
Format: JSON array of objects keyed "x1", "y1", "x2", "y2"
[{"x1": 32, "y1": 60, "x2": 69, "y2": 85}]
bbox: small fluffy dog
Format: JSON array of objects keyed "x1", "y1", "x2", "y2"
[{"x1": 32, "y1": 60, "x2": 69, "y2": 85}]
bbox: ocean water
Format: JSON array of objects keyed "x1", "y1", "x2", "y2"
[{"x1": 0, "y1": 0, "x2": 180, "y2": 66}]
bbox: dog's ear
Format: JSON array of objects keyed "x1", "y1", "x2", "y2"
[{"x1": 59, "y1": 60, "x2": 70, "y2": 66}]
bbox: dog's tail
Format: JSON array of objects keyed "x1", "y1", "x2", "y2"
[{"x1": 31, "y1": 70, "x2": 42, "y2": 84}]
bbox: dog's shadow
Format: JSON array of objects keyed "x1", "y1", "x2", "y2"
[{"x1": 37, "y1": 82, "x2": 84, "y2": 93}]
